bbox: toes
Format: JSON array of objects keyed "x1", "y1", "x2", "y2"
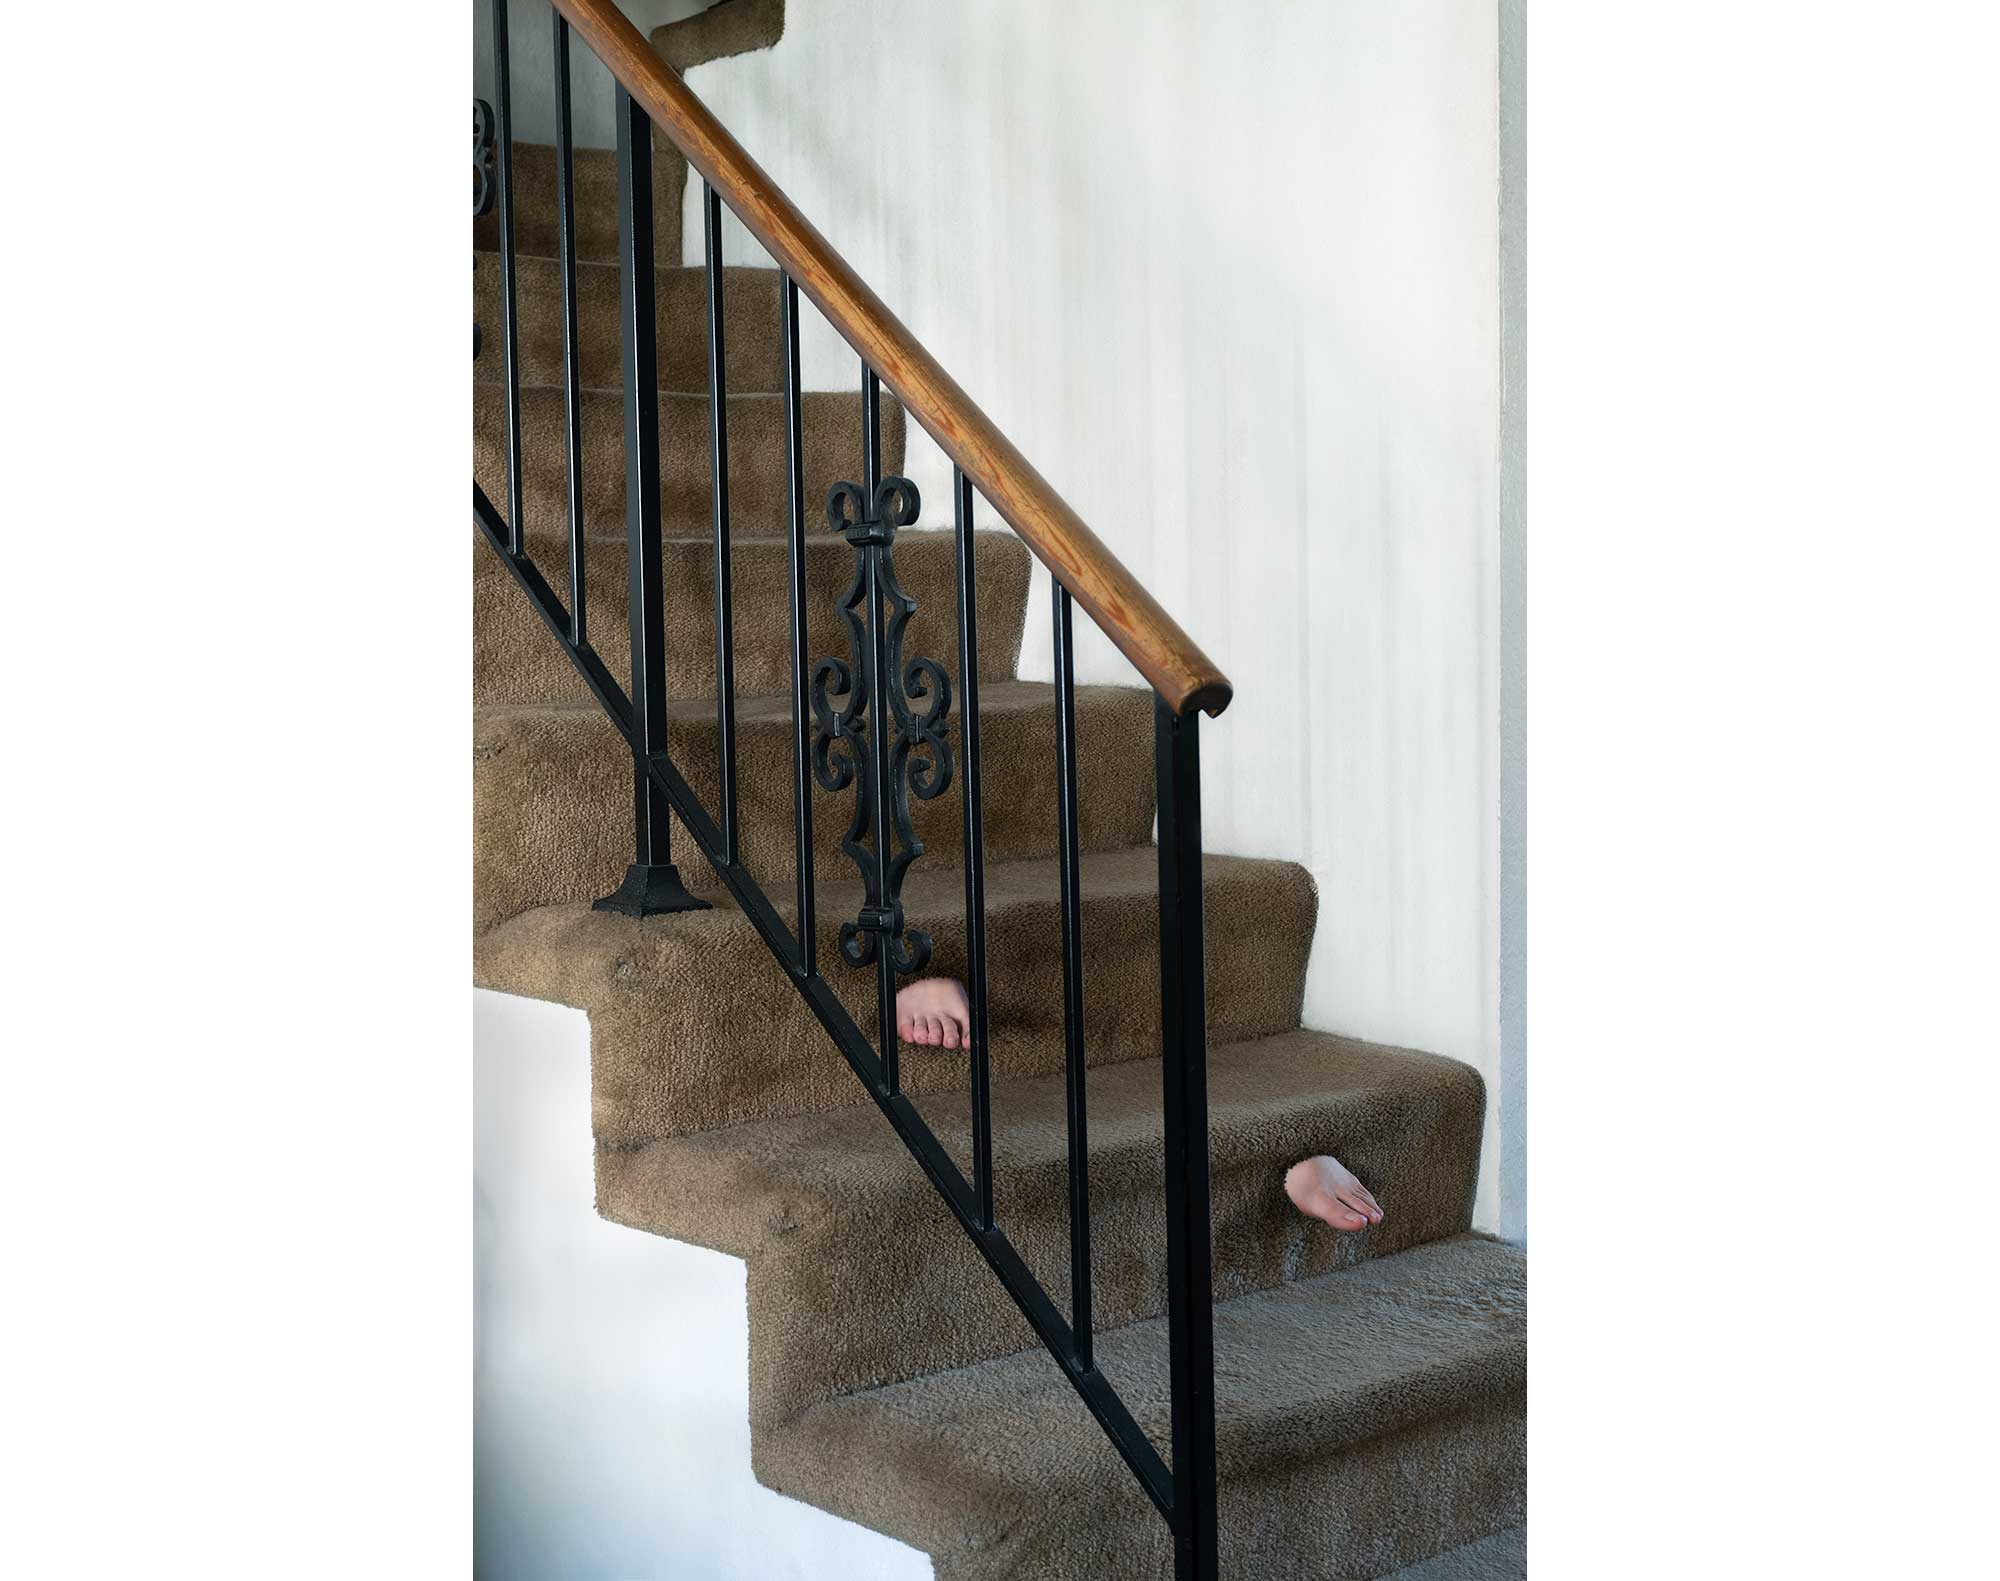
[
  {"x1": 926, "y1": 1015, "x2": 947, "y2": 1045},
  {"x1": 940, "y1": 1019, "x2": 960, "y2": 1049},
  {"x1": 1299, "y1": 1189, "x2": 1362, "y2": 1230},
  {"x1": 898, "y1": 1013, "x2": 917, "y2": 1041},
  {"x1": 1322, "y1": 1197, "x2": 1367, "y2": 1230},
  {"x1": 1336, "y1": 1190, "x2": 1381, "y2": 1226}
]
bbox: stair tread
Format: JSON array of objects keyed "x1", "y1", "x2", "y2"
[
  {"x1": 475, "y1": 251, "x2": 784, "y2": 396},
  {"x1": 474, "y1": 244, "x2": 773, "y2": 274},
  {"x1": 491, "y1": 524, "x2": 1004, "y2": 549},
  {"x1": 766, "y1": 1233, "x2": 1524, "y2": 1521},
  {"x1": 489, "y1": 517, "x2": 971, "y2": 548},
  {"x1": 475, "y1": 370, "x2": 847, "y2": 402},
  {"x1": 477, "y1": 676, "x2": 1143, "y2": 721},
  {"x1": 488, "y1": 845, "x2": 1303, "y2": 944},
  {"x1": 474, "y1": 380, "x2": 905, "y2": 541},
  {"x1": 613, "y1": 1027, "x2": 1481, "y2": 1247}
]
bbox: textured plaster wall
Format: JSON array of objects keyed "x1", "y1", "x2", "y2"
[{"x1": 679, "y1": 0, "x2": 1514, "y2": 1229}]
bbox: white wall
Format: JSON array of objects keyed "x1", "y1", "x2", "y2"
[
  {"x1": 474, "y1": 988, "x2": 931, "y2": 1579},
  {"x1": 682, "y1": 1, "x2": 1514, "y2": 1229}
]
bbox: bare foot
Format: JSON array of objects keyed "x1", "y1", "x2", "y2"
[
  {"x1": 897, "y1": 977, "x2": 971, "y2": 1049},
  {"x1": 1284, "y1": 1155, "x2": 1384, "y2": 1231}
]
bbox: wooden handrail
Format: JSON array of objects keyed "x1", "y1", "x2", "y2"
[{"x1": 553, "y1": 0, "x2": 1232, "y2": 717}]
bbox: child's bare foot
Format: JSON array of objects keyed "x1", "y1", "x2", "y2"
[
  {"x1": 1284, "y1": 1155, "x2": 1384, "y2": 1231},
  {"x1": 897, "y1": 977, "x2": 971, "y2": 1049}
]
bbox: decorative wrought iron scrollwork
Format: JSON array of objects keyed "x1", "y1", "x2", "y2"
[
  {"x1": 474, "y1": 99, "x2": 497, "y2": 218},
  {"x1": 810, "y1": 476, "x2": 954, "y2": 976},
  {"x1": 474, "y1": 99, "x2": 496, "y2": 361}
]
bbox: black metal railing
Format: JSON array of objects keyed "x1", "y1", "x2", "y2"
[{"x1": 475, "y1": 5, "x2": 1217, "y2": 1574}]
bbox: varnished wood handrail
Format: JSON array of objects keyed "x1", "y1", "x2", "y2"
[{"x1": 552, "y1": 0, "x2": 1232, "y2": 717}]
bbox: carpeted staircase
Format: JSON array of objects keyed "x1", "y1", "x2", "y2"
[{"x1": 474, "y1": 103, "x2": 1525, "y2": 1581}]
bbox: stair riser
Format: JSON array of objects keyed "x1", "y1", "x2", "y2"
[
  {"x1": 475, "y1": 254, "x2": 784, "y2": 395},
  {"x1": 473, "y1": 686, "x2": 1159, "y2": 930},
  {"x1": 475, "y1": 856, "x2": 1317, "y2": 1144},
  {"x1": 474, "y1": 384, "x2": 905, "y2": 542},
  {"x1": 473, "y1": 530, "x2": 1030, "y2": 706},
  {"x1": 474, "y1": 135, "x2": 684, "y2": 266},
  {"x1": 601, "y1": 1048, "x2": 1486, "y2": 1427}
]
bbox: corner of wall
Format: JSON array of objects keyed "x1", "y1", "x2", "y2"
[
  {"x1": 1498, "y1": 0, "x2": 1527, "y2": 1246},
  {"x1": 651, "y1": 0, "x2": 784, "y2": 73}
]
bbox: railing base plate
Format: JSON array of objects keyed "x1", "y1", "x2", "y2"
[{"x1": 591, "y1": 862, "x2": 712, "y2": 917}]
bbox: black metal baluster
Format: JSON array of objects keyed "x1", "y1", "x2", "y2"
[
  {"x1": 1053, "y1": 583, "x2": 1093, "y2": 1364},
  {"x1": 783, "y1": 277, "x2": 816, "y2": 974},
  {"x1": 955, "y1": 468, "x2": 995, "y2": 1230},
  {"x1": 594, "y1": 84, "x2": 706, "y2": 919},
  {"x1": 488, "y1": 0, "x2": 524, "y2": 555},
  {"x1": 1155, "y1": 696, "x2": 1217, "y2": 1581},
  {"x1": 863, "y1": 368, "x2": 882, "y2": 496},
  {"x1": 553, "y1": 11, "x2": 585, "y2": 643},
  {"x1": 860, "y1": 370, "x2": 899, "y2": 1092},
  {"x1": 704, "y1": 183, "x2": 739, "y2": 865}
]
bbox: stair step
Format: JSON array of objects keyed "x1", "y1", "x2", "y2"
[
  {"x1": 474, "y1": 381, "x2": 905, "y2": 543},
  {"x1": 755, "y1": 1235, "x2": 1526, "y2": 1580},
  {"x1": 474, "y1": 137, "x2": 683, "y2": 267},
  {"x1": 1379, "y1": 1525, "x2": 1525, "y2": 1581},
  {"x1": 475, "y1": 848, "x2": 1317, "y2": 1144},
  {"x1": 598, "y1": 1029, "x2": 1485, "y2": 1427},
  {"x1": 475, "y1": 253, "x2": 784, "y2": 395},
  {"x1": 473, "y1": 682, "x2": 1160, "y2": 930},
  {"x1": 473, "y1": 528, "x2": 1030, "y2": 707}
]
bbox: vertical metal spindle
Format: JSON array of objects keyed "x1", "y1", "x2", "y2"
[
  {"x1": 861, "y1": 366, "x2": 898, "y2": 1091},
  {"x1": 783, "y1": 276, "x2": 816, "y2": 975},
  {"x1": 488, "y1": 0, "x2": 524, "y2": 555},
  {"x1": 552, "y1": 11, "x2": 585, "y2": 643},
  {"x1": 704, "y1": 183, "x2": 738, "y2": 866},
  {"x1": 593, "y1": 84, "x2": 706, "y2": 919},
  {"x1": 1053, "y1": 583, "x2": 1092, "y2": 1364},
  {"x1": 863, "y1": 367, "x2": 882, "y2": 494},
  {"x1": 955, "y1": 467, "x2": 994, "y2": 1231},
  {"x1": 1155, "y1": 696, "x2": 1217, "y2": 1580}
]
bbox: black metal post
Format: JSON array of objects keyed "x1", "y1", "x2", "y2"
[
  {"x1": 1053, "y1": 584, "x2": 1093, "y2": 1365},
  {"x1": 553, "y1": 10, "x2": 586, "y2": 643},
  {"x1": 1155, "y1": 696, "x2": 1217, "y2": 1581},
  {"x1": 955, "y1": 468, "x2": 994, "y2": 1231},
  {"x1": 594, "y1": 85, "x2": 707, "y2": 919},
  {"x1": 783, "y1": 276, "x2": 817, "y2": 975},
  {"x1": 488, "y1": 0, "x2": 524, "y2": 555},
  {"x1": 704, "y1": 183, "x2": 739, "y2": 866},
  {"x1": 863, "y1": 367, "x2": 882, "y2": 495},
  {"x1": 861, "y1": 368, "x2": 899, "y2": 1091}
]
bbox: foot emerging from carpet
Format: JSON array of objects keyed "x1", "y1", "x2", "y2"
[
  {"x1": 1284, "y1": 1155, "x2": 1384, "y2": 1231},
  {"x1": 897, "y1": 977, "x2": 971, "y2": 1049}
]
